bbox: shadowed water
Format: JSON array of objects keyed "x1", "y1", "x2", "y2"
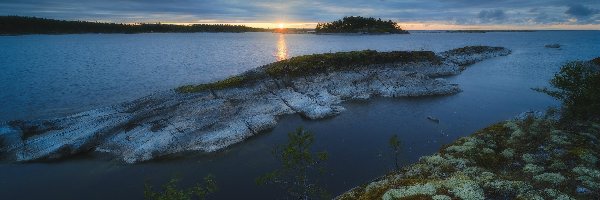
[{"x1": 0, "y1": 31, "x2": 599, "y2": 199}]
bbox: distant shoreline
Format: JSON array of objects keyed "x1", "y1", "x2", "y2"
[
  {"x1": 0, "y1": 16, "x2": 270, "y2": 35},
  {"x1": 446, "y1": 30, "x2": 537, "y2": 33},
  {"x1": 2, "y1": 30, "x2": 597, "y2": 37}
]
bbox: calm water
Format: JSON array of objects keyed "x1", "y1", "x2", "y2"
[{"x1": 1, "y1": 31, "x2": 599, "y2": 199}]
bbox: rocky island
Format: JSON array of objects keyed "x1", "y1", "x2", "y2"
[
  {"x1": 315, "y1": 16, "x2": 409, "y2": 34},
  {"x1": 0, "y1": 46, "x2": 510, "y2": 163}
]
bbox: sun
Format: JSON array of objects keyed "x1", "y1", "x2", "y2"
[{"x1": 278, "y1": 23, "x2": 285, "y2": 29}]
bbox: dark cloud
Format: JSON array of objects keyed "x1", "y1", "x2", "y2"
[
  {"x1": 477, "y1": 9, "x2": 506, "y2": 22},
  {"x1": 565, "y1": 4, "x2": 599, "y2": 18},
  {"x1": 0, "y1": 0, "x2": 598, "y2": 26}
]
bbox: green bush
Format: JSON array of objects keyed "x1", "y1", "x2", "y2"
[
  {"x1": 144, "y1": 175, "x2": 217, "y2": 200},
  {"x1": 264, "y1": 50, "x2": 441, "y2": 78},
  {"x1": 389, "y1": 134, "x2": 402, "y2": 171},
  {"x1": 176, "y1": 76, "x2": 246, "y2": 93},
  {"x1": 536, "y1": 59, "x2": 600, "y2": 122},
  {"x1": 256, "y1": 127, "x2": 329, "y2": 199}
]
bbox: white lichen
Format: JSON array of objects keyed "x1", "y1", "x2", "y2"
[
  {"x1": 550, "y1": 130, "x2": 570, "y2": 145},
  {"x1": 382, "y1": 183, "x2": 438, "y2": 200},
  {"x1": 544, "y1": 188, "x2": 574, "y2": 200},
  {"x1": 579, "y1": 151, "x2": 598, "y2": 165},
  {"x1": 522, "y1": 153, "x2": 536, "y2": 163},
  {"x1": 443, "y1": 175, "x2": 485, "y2": 200},
  {"x1": 445, "y1": 137, "x2": 482, "y2": 153},
  {"x1": 482, "y1": 148, "x2": 495, "y2": 154},
  {"x1": 533, "y1": 173, "x2": 566, "y2": 185},
  {"x1": 484, "y1": 180, "x2": 532, "y2": 194},
  {"x1": 474, "y1": 171, "x2": 496, "y2": 183},
  {"x1": 432, "y1": 195, "x2": 452, "y2": 200},
  {"x1": 523, "y1": 164, "x2": 544, "y2": 174},
  {"x1": 573, "y1": 166, "x2": 600, "y2": 179},
  {"x1": 500, "y1": 148, "x2": 515, "y2": 159},
  {"x1": 503, "y1": 121, "x2": 520, "y2": 132},
  {"x1": 549, "y1": 161, "x2": 567, "y2": 170},
  {"x1": 572, "y1": 166, "x2": 600, "y2": 189}
]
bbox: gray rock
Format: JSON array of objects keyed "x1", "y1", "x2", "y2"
[
  {"x1": 0, "y1": 46, "x2": 511, "y2": 163},
  {"x1": 576, "y1": 186, "x2": 591, "y2": 194},
  {"x1": 515, "y1": 110, "x2": 544, "y2": 120}
]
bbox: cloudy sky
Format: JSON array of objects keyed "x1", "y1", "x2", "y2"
[{"x1": 1, "y1": 0, "x2": 599, "y2": 29}]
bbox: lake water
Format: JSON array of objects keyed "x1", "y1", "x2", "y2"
[{"x1": 0, "y1": 31, "x2": 599, "y2": 199}]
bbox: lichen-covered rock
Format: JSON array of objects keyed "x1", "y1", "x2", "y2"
[
  {"x1": 523, "y1": 164, "x2": 545, "y2": 174},
  {"x1": 382, "y1": 183, "x2": 438, "y2": 200},
  {"x1": 534, "y1": 173, "x2": 566, "y2": 185},
  {"x1": 337, "y1": 116, "x2": 600, "y2": 200}
]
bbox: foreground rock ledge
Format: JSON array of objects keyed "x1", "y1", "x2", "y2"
[
  {"x1": 336, "y1": 116, "x2": 600, "y2": 200},
  {"x1": 0, "y1": 46, "x2": 510, "y2": 163}
]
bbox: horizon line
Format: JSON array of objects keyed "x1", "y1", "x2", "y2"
[{"x1": 4, "y1": 15, "x2": 600, "y2": 31}]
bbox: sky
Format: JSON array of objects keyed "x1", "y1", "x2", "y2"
[{"x1": 1, "y1": 0, "x2": 600, "y2": 30}]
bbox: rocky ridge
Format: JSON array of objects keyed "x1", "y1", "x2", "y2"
[{"x1": 0, "y1": 46, "x2": 511, "y2": 163}]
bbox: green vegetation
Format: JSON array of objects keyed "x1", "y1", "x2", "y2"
[
  {"x1": 389, "y1": 134, "x2": 402, "y2": 171},
  {"x1": 592, "y1": 57, "x2": 600, "y2": 66},
  {"x1": 144, "y1": 175, "x2": 217, "y2": 200},
  {"x1": 315, "y1": 16, "x2": 408, "y2": 34},
  {"x1": 263, "y1": 50, "x2": 441, "y2": 77},
  {"x1": 176, "y1": 76, "x2": 247, "y2": 93},
  {"x1": 443, "y1": 46, "x2": 505, "y2": 56},
  {"x1": 535, "y1": 58, "x2": 600, "y2": 122},
  {"x1": 0, "y1": 16, "x2": 267, "y2": 35},
  {"x1": 257, "y1": 127, "x2": 329, "y2": 199},
  {"x1": 176, "y1": 50, "x2": 441, "y2": 93}
]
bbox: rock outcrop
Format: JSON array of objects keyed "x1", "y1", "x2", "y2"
[
  {"x1": 336, "y1": 115, "x2": 600, "y2": 200},
  {"x1": 0, "y1": 46, "x2": 511, "y2": 163}
]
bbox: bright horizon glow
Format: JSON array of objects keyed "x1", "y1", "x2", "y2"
[{"x1": 278, "y1": 23, "x2": 285, "y2": 29}]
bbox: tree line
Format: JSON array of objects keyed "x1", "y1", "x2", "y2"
[
  {"x1": 0, "y1": 16, "x2": 268, "y2": 35},
  {"x1": 315, "y1": 16, "x2": 408, "y2": 34}
]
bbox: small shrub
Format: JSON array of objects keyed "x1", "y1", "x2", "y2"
[
  {"x1": 389, "y1": 134, "x2": 402, "y2": 171},
  {"x1": 256, "y1": 127, "x2": 329, "y2": 199},
  {"x1": 144, "y1": 175, "x2": 217, "y2": 200},
  {"x1": 535, "y1": 60, "x2": 600, "y2": 122}
]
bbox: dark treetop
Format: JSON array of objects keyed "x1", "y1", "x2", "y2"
[
  {"x1": 315, "y1": 16, "x2": 408, "y2": 34},
  {"x1": 0, "y1": 16, "x2": 268, "y2": 35}
]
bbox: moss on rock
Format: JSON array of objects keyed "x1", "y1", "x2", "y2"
[{"x1": 337, "y1": 118, "x2": 600, "y2": 200}]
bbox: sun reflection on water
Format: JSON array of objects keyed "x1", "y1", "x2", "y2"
[{"x1": 275, "y1": 34, "x2": 288, "y2": 61}]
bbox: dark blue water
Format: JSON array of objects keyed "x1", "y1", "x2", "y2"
[{"x1": 0, "y1": 31, "x2": 599, "y2": 199}]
